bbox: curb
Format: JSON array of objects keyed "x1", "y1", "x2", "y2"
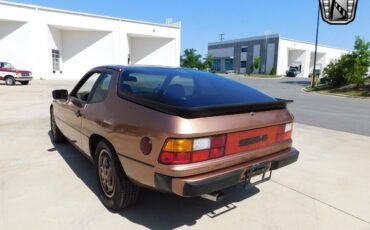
[
  {"x1": 302, "y1": 87, "x2": 370, "y2": 100},
  {"x1": 221, "y1": 74, "x2": 284, "y2": 80}
]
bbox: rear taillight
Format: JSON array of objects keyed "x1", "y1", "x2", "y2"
[
  {"x1": 276, "y1": 123, "x2": 293, "y2": 142},
  {"x1": 158, "y1": 135, "x2": 227, "y2": 165},
  {"x1": 158, "y1": 123, "x2": 293, "y2": 165}
]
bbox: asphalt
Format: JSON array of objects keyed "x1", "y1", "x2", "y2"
[
  {"x1": 227, "y1": 75, "x2": 370, "y2": 136},
  {"x1": 1, "y1": 80, "x2": 370, "y2": 230}
]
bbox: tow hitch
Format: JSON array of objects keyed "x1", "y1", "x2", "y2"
[{"x1": 244, "y1": 162, "x2": 272, "y2": 190}]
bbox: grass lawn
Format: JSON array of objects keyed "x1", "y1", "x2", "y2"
[{"x1": 306, "y1": 78, "x2": 370, "y2": 98}]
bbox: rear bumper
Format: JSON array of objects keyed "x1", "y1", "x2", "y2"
[{"x1": 155, "y1": 148, "x2": 299, "y2": 197}]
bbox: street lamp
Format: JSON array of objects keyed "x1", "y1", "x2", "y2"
[{"x1": 312, "y1": 3, "x2": 321, "y2": 88}]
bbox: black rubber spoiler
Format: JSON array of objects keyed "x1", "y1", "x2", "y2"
[{"x1": 122, "y1": 95, "x2": 294, "y2": 119}]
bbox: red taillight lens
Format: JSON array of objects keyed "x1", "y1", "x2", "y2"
[
  {"x1": 159, "y1": 135, "x2": 226, "y2": 165},
  {"x1": 158, "y1": 151, "x2": 174, "y2": 164},
  {"x1": 276, "y1": 123, "x2": 293, "y2": 142},
  {"x1": 159, "y1": 151, "x2": 191, "y2": 165},
  {"x1": 211, "y1": 135, "x2": 226, "y2": 148},
  {"x1": 209, "y1": 135, "x2": 226, "y2": 159},
  {"x1": 209, "y1": 147, "x2": 224, "y2": 159},
  {"x1": 192, "y1": 150, "x2": 209, "y2": 162}
]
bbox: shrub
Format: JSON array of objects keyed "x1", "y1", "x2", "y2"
[
  {"x1": 270, "y1": 67, "x2": 277, "y2": 75},
  {"x1": 323, "y1": 37, "x2": 370, "y2": 88},
  {"x1": 250, "y1": 56, "x2": 261, "y2": 74}
]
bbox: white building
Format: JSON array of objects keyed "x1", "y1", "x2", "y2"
[
  {"x1": 0, "y1": 1, "x2": 181, "y2": 79},
  {"x1": 208, "y1": 34, "x2": 349, "y2": 77}
]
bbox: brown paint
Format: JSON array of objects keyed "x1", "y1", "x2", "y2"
[{"x1": 52, "y1": 66, "x2": 298, "y2": 197}]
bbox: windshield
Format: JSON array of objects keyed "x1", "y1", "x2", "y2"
[
  {"x1": 0, "y1": 62, "x2": 14, "y2": 69},
  {"x1": 118, "y1": 67, "x2": 276, "y2": 108}
]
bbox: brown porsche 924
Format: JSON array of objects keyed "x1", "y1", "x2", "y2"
[{"x1": 50, "y1": 66, "x2": 299, "y2": 211}]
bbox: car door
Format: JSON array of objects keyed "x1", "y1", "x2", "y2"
[
  {"x1": 56, "y1": 71, "x2": 103, "y2": 150},
  {"x1": 79, "y1": 71, "x2": 114, "y2": 156}
]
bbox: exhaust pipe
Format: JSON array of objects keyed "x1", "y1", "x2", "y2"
[{"x1": 200, "y1": 191, "x2": 225, "y2": 202}]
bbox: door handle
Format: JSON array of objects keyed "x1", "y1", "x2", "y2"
[{"x1": 75, "y1": 110, "x2": 82, "y2": 117}]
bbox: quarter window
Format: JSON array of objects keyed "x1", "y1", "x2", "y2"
[{"x1": 89, "y1": 73, "x2": 112, "y2": 103}]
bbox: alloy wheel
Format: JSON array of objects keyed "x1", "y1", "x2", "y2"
[{"x1": 98, "y1": 150, "x2": 116, "y2": 198}]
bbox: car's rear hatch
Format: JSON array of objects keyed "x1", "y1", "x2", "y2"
[{"x1": 156, "y1": 108, "x2": 294, "y2": 177}]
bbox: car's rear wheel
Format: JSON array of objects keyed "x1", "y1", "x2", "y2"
[
  {"x1": 20, "y1": 81, "x2": 29, "y2": 85},
  {"x1": 5, "y1": 76, "x2": 15, "y2": 86},
  {"x1": 50, "y1": 109, "x2": 67, "y2": 144},
  {"x1": 95, "y1": 141, "x2": 140, "y2": 211}
]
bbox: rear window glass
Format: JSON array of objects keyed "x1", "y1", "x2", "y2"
[{"x1": 118, "y1": 67, "x2": 275, "y2": 108}]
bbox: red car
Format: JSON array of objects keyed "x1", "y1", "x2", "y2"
[{"x1": 0, "y1": 62, "x2": 33, "y2": 85}]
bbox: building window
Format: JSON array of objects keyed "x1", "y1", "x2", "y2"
[
  {"x1": 241, "y1": 47, "x2": 248, "y2": 53},
  {"x1": 52, "y1": 49, "x2": 60, "y2": 72},
  {"x1": 213, "y1": 59, "x2": 221, "y2": 71},
  {"x1": 241, "y1": 61, "x2": 247, "y2": 68},
  {"x1": 225, "y1": 59, "x2": 234, "y2": 71}
]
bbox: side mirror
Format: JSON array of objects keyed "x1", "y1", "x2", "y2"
[{"x1": 52, "y1": 89, "x2": 68, "y2": 100}]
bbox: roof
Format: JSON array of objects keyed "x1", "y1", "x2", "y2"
[
  {"x1": 280, "y1": 37, "x2": 350, "y2": 52},
  {"x1": 208, "y1": 34, "x2": 280, "y2": 46},
  {"x1": 208, "y1": 34, "x2": 350, "y2": 52},
  {"x1": 0, "y1": 0, "x2": 181, "y2": 29}
]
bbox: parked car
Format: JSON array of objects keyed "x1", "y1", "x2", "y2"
[
  {"x1": 286, "y1": 66, "x2": 300, "y2": 77},
  {"x1": 0, "y1": 62, "x2": 33, "y2": 85},
  {"x1": 50, "y1": 66, "x2": 299, "y2": 211}
]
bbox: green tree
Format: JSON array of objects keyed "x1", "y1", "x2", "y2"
[
  {"x1": 324, "y1": 37, "x2": 370, "y2": 88},
  {"x1": 203, "y1": 54, "x2": 214, "y2": 70},
  {"x1": 250, "y1": 56, "x2": 261, "y2": 74},
  {"x1": 180, "y1": 49, "x2": 203, "y2": 69}
]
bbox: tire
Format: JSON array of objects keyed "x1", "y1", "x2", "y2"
[
  {"x1": 95, "y1": 141, "x2": 140, "y2": 211},
  {"x1": 5, "y1": 76, "x2": 15, "y2": 86},
  {"x1": 50, "y1": 109, "x2": 67, "y2": 144},
  {"x1": 21, "y1": 81, "x2": 29, "y2": 85}
]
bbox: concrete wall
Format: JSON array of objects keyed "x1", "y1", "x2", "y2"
[
  {"x1": 129, "y1": 36, "x2": 177, "y2": 67},
  {"x1": 209, "y1": 35, "x2": 348, "y2": 77},
  {"x1": 0, "y1": 20, "x2": 32, "y2": 71},
  {"x1": 208, "y1": 34, "x2": 279, "y2": 74},
  {"x1": 0, "y1": 1, "x2": 181, "y2": 79},
  {"x1": 208, "y1": 47, "x2": 234, "y2": 58},
  {"x1": 277, "y1": 38, "x2": 348, "y2": 77}
]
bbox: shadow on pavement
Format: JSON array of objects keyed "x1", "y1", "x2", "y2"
[
  {"x1": 280, "y1": 80, "x2": 310, "y2": 86},
  {"x1": 120, "y1": 187, "x2": 259, "y2": 230},
  {"x1": 0, "y1": 83, "x2": 26, "y2": 86},
  {"x1": 48, "y1": 131, "x2": 260, "y2": 230}
]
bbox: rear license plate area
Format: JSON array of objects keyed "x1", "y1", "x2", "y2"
[{"x1": 243, "y1": 162, "x2": 272, "y2": 190}]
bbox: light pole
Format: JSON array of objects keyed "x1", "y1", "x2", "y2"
[
  {"x1": 264, "y1": 31, "x2": 270, "y2": 74},
  {"x1": 219, "y1": 33, "x2": 225, "y2": 41},
  {"x1": 312, "y1": 3, "x2": 321, "y2": 88}
]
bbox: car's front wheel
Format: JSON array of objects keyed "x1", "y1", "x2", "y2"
[
  {"x1": 20, "y1": 81, "x2": 29, "y2": 85},
  {"x1": 95, "y1": 141, "x2": 140, "y2": 211},
  {"x1": 5, "y1": 76, "x2": 15, "y2": 86},
  {"x1": 50, "y1": 109, "x2": 67, "y2": 144}
]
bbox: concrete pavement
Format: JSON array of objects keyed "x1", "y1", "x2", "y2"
[{"x1": 0, "y1": 80, "x2": 370, "y2": 230}]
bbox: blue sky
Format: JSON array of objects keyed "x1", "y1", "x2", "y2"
[{"x1": 8, "y1": 0, "x2": 370, "y2": 56}]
